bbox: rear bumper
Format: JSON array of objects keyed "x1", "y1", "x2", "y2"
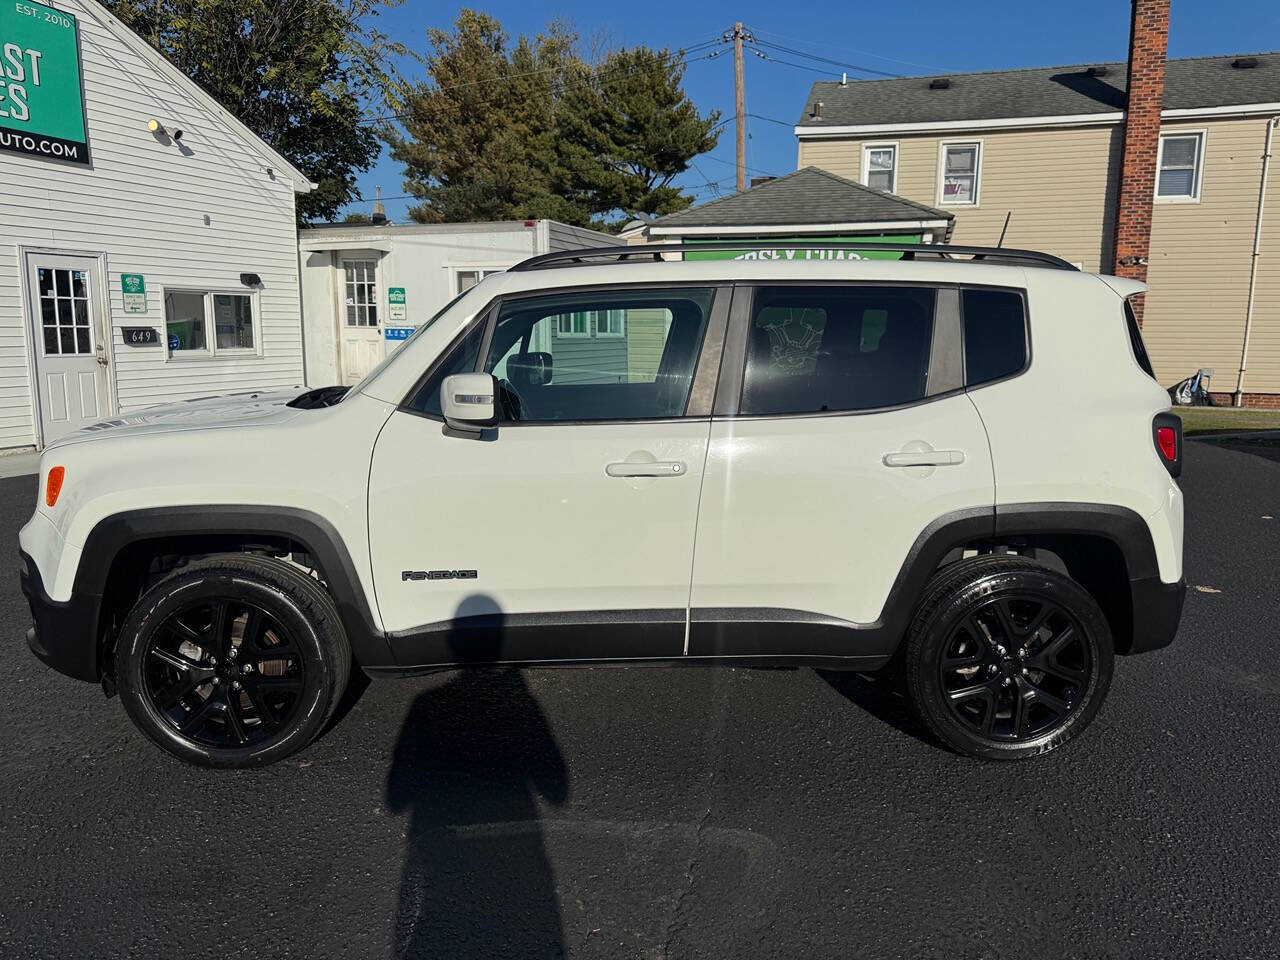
[
  {"x1": 1127, "y1": 575, "x2": 1186, "y2": 655},
  {"x1": 19, "y1": 550, "x2": 100, "y2": 683}
]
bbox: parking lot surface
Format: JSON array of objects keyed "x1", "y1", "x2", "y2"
[{"x1": 1, "y1": 437, "x2": 1277, "y2": 959}]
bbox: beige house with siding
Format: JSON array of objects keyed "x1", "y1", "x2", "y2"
[{"x1": 795, "y1": 54, "x2": 1280, "y2": 403}]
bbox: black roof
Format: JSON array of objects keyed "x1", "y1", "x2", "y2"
[
  {"x1": 797, "y1": 53, "x2": 1280, "y2": 127},
  {"x1": 650, "y1": 167, "x2": 952, "y2": 229}
]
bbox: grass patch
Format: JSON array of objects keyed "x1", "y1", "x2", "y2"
[{"x1": 1175, "y1": 406, "x2": 1280, "y2": 434}]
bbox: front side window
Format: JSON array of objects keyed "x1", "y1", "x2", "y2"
[
  {"x1": 1156, "y1": 132, "x2": 1204, "y2": 201},
  {"x1": 482, "y1": 287, "x2": 714, "y2": 422},
  {"x1": 741, "y1": 285, "x2": 936, "y2": 415},
  {"x1": 343, "y1": 260, "x2": 377, "y2": 326},
  {"x1": 863, "y1": 144, "x2": 897, "y2": 192},
  {"x1": 164, "y1": 290, "x2": 257, "y2": 356},
  {"x1": 962, "y1": 288, "x2": 1027, "y2": 386},
  {"x1": 940, "y1": 142, "x2": 981, "y2": 205}
]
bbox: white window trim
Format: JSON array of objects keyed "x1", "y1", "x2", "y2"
[
  {"x1": 340, "y1": 257, "x2": 379, "y2": 328},
  {"x1": 595, "y1": 309, "x2": 626, "y2": 339},
  {"x1": 556, "y1": 312, "x2": 592, "y2": 338},
  {"x1": 861, "y1": 141, "x2": 899, "y2": 193},
  {"x1": 448, "y1": 263, "x2": 515, "y2": 296},
  {"x1": 937, "y1": 138, "x2": 983, "y2": 207},
  {"x1": 162, "y1": 287, "x2": 262, "y2": 361},
  {"x1": 1154, "y1": 129, "x2": 1206, "y2": 204}
]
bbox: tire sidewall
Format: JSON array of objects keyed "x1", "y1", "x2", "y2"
[
  {"x1": 116, "y1": 569, "x2": 336, "y2": 768},
  {"x1": 912, "y1": 568, "x2": 1115, "y2": 760}
]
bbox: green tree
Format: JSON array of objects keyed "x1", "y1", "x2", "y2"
[
  {"x1": 392, "y1": 11, "x2": 719, "y2": 228},
  {"x1": 557, "y1": 48, "x2": 721, "y2": 224},
  {"x1": 101, "y1": 0, "x2": 407, "y2": 223}
]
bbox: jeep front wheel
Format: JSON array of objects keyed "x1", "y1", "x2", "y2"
[
  {"x1": 115, "y1": 555, "x2": 350, "y2": 768},
  {"x1": 904, "y1": 556, "x2": 1114, "y2": 760}
]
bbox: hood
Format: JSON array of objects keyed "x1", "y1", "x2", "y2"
[{"x1": 47, "y1": 388, "x2": 310, "y2": 450}]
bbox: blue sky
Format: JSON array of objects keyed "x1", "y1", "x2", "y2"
[{"x1": 346, "y1": 0, "x2": 1280, "y2": 223}]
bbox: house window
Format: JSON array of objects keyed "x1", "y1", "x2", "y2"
[
  {"x1": 1156, "y1": 132, "x2": 1204, "y2": 201},
  {"x1": 940, "y1": 141, "x2": 981, "y2": 205},
  {"x1": 455, "y1": 268, "x2": 505, "y2": 294},
  {"x1": 343, "y1": 260, "x2": 377, "y2": 326},
  {"x1": 164, "y1": 290, "x2": 256, "y2": 356},
  {"x1": 596, "y1": 309, "x2": 626, "y2": 337},
  {"x1": 863, "y1": 143, "x2": 897, "y2": 192},
  {"x1": 557, "y1": 312, "x2": 591, "y2": 337}
]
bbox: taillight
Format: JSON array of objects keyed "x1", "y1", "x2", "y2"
[
  {"x1": 45, "y1": 466, "x2": 65, "y2": 507},
  {"x1": 1152, "y1": 414, "x2": 1182, "y2": 478}
]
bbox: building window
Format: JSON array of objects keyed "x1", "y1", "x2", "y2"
[
  {"x1": 596, "y1": 309, "x2": 626, "y2": 337},
  {"x1": 1156, "y1": 132, "x2": 1204, "y2": 201},
  {"x1": 556, "y1": 312, "x2": 591, "y2": 337},
  {"x1": 343, "y1": 260, "x2": 377, "y2": 326},
  {"x1": 164, "y1": 290, "x2": 257, "y2": 357},
  {"x1": 38, "y1": 267, "x2": 92, "y2": 356},
  {"x1": 940, "y1": 141, "x2": 981, "y2": 205},
  {"x1": 455, "y1": 268, "x2": 505, "y2": 294},
  {"x1": 862, "y1": 143, "x2": 897, "y2": 192}
]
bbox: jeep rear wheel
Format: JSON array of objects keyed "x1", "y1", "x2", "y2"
[
  {"x1": 904, "y1": 556, "x2": 1114, "y2": 760},
  {"x1": 115, "y1": 555, "x2": 350, "y2": 768}
]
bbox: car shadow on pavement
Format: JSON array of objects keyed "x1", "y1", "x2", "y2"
[
  {"x1": 385, "y1": 594, "x2": 569, "y2": 959},
  {"x1": 816, "y1": 669, "x2": 948, "y2": 752}
]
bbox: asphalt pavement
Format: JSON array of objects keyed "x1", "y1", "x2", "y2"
[{"x1": 1, "y1": 437, "x2": 1277, "y2": 960}]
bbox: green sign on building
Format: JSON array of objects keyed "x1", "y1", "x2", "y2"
[
  {"x1": 0, "y1": 2, "x2": 89, "y2": 165},
  {"x1": 121, "y1": 273, "x2": 146, "y2": 313},
  {"x1": 683, "y1": 235, "x2": 922, "y2": 262},
  {"x1": 388, "y1": 286, "x2": 407, "y2": 322}
]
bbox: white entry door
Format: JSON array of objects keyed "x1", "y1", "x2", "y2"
[
  {"x1": 26, "y1": 254, "x2": 109, "y2": 445},
  {"x1": 339, "y1": 258, "x2": 383, "y2": 384}
]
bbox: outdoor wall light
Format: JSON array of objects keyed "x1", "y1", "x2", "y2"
[
  {"x1": 148, "y1": 119, "x2": 184, "y2": 142},
  {"x1": 240, "y1": 273, "x2": 262, "y2": 287},
  {"x1": 147, "y1": 118, "x2": 165, "y2": 135}
]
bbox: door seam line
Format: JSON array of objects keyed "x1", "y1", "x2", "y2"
[{"x1": 682, "y1": 417, "x2": 716, "y2": 654}]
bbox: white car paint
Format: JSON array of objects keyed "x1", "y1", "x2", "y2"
[{"x1": 20, "y1": 255, "x2": 1182, "y2": 648}]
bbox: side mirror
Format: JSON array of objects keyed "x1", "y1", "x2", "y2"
[{"x1": 441, "y1": 372, "x2": 497, "y2": 436}]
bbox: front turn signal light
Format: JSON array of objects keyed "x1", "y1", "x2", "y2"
[{"x1": 45, "y1": 466, "x2": 65, "y2": 507}]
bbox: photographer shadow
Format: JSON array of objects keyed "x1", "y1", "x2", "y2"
[{"x1": 385, "y1": 595, "x2": 568, "y2": 959}]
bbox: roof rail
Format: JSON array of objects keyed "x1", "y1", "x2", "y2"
[{"x1": 510, "y1": 241, "x2": 1080, "y2": 272}]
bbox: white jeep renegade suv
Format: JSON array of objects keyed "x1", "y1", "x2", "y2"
[{"x1": 19, "y1": 243, "x2": 1185, "y2": 767}]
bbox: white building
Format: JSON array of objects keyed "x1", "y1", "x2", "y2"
[
  {"x1": 299, "y1": 220, "x2": 612, "y2": 385},
  {"x1": 0, "y1": 0, "x2": 313, "y2": 451}
]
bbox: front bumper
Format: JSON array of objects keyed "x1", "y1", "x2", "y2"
[
  {"x1": 1127, "y1": 575, "x2": 1186, "y2": 654},
  {"x1": 20, "y1": 550, "x2": 101, "y2": 683}
]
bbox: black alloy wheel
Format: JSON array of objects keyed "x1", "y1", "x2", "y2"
[
  {"x1": 937, "y1": 594, "x2": 1091, "y2": 741},
  {"x1": 143, "y1": 598, "x2": 306, "y2": 749},
  {"x1": 904, "y1": 555, "x2": 1114, "y2": 760},
  {"x1": 116, "y1": 554, "x2": 350, "y2": 768}
]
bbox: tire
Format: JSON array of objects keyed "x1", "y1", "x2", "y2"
[
  {"x1": 903, "y1": 555, "x2": 1114, "y2": 760},
  {"x1": 115, "y1": 554, "x2": 351, "y2": 768}
]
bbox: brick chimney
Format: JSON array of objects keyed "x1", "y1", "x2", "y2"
[{"x1": 1111, "y1": 0, "x2": 1170, "y2": 325}]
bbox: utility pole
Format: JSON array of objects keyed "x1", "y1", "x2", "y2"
[{"x1": 733, "y1": 22, "x2": 746, "y2": 192}]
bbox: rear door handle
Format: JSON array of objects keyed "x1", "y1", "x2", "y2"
[
  {"x1": 605, "y1": 461, "x2": 687, "y2": 478},
  {"x1": 882, "y1": 450, "x2": 965, "y2": 467}
]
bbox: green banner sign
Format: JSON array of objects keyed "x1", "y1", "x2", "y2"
[
  {"x1": 682, "y1": 235, "x2": 922, "y2": 262},
  {"x1": 0, "y1": 2, "x2": 89, "y2": 165},
  {"x1": 121, "y1": 273, "x2": 146, "y2": 313}
]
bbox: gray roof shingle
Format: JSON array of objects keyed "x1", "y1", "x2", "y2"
[
  {"x1": 797, "y1": 53, "x2": 1280, "y2": 127},
  {"x1": 651, "y1": 166, "x2": 952, "y2": 228}
]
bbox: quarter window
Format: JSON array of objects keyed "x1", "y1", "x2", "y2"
[
  {"x1": 961, "y1": 288, "x2": 1026, "y2": 386},
  {"x1": 740, "y1": 285, "x2": 936, "y2": 415},
  {"x1": 1156, "y1": 133, "x2": 1204, "y2": 201},
  {"x1": 481, "y1": 288, "x2": 714, "y2": 422},
  {"x1": 863, "y1": 143, "x2": 897, "y2": 192},
  {"x1": 940, "y1": 142, "x2": 981, "y2": 205},
  {"x1": 343, "y1": 260, "x2": 377, "y2": 326}
]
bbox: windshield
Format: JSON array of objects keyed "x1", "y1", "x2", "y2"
[{"x1": 342, "y1": 285, "x2": 481, "y2": 401}]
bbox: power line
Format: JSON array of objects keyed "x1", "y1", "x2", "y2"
[
  {"x1": 747, "y1": 27, "x2": 950, "y2": 72},
  {"x1": 747, "y1": 112, "x2": 795, "y2": 128},
  {"x1": 747, "y1": 40, "x2": 903, "y2": 78}
]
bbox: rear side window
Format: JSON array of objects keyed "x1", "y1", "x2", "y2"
[
  {"x1": 1124, "y1": 299, "x2": 1156, "y2": 379},
  {"x1": 741, "y1": 285, "x2": 936, "y2": 415},
  {"x1": 962, "y1": 288, "x2": 1027, "y2": 386}
]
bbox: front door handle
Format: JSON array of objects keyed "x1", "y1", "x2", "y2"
[
  {"x1": 882, "y1": 449, "x2": 965, "y2": 467},
  {"x1": 605, "y1": 461, "x2": 687, "y2": 478}
]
